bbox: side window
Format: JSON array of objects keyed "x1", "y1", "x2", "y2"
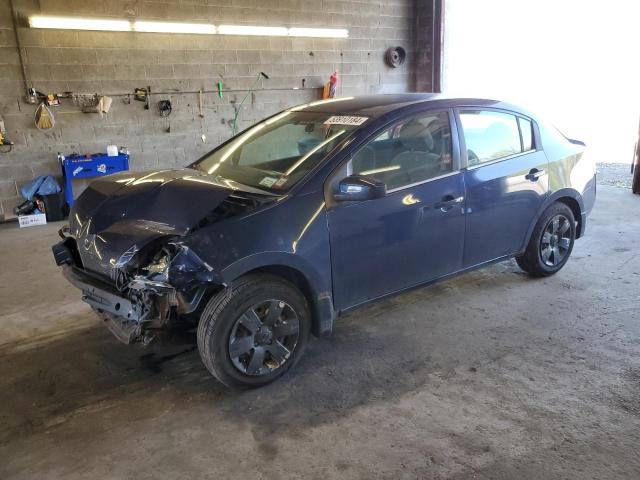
[
  {"x1": 349, "y1": 111, "x2": 453, "y2": 191},
  {"x1": 460, "y1": 110, "x2": 521, "y2": 165},
  {"x1": 518, "y1": 117, "x2": 534, "y2": 152}
]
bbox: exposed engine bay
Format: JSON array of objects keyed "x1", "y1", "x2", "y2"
[{"x1": 52, "y1": 168, "x2": 274, "y2": 344}]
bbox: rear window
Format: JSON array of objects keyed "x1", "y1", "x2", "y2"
[{"x1": 460, "y1": 110, "x2": 522, "y2": 165}]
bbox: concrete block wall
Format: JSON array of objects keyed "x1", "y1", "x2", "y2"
[{"x1": 0, "y1": 0, "x2": 429, "y2": 220}]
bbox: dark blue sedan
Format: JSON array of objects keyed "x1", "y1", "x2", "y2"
[{"x1": 53, "y1": 94, "x2": 597, "y2": 387}]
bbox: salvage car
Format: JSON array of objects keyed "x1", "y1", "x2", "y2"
[{"x1": 52, "y1": 94, "x2": 597, "y2": 387}]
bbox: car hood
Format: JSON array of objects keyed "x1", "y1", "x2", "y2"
[{"x1": 68, "y1": 168, "x2": 264, "y2": 274}]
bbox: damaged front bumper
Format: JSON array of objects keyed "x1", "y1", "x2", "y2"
[
  {"x1": 62, "y1": 265, "x2": 154, "y2": 343},
  {"x1": 53, "y1": 234, "x2": 220, "y2": 345}
]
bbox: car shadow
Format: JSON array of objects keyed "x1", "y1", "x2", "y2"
[{"x1": 0, "y1": 262, "x2": 524, "y2": 447}]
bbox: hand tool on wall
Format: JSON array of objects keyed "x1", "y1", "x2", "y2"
[
  {"x1": 0, "y1": 115, "x2": 11, "y2": 148},
  {"x1": 134, "y1": 87, "x2": 147, "y2": 102},
  {"x1": 232, "y1": 72, "x2": 269, "y2": 135},
  {"x1": 198, "y1": 89, "x2": 204, "y2": 118},
  {"x1": 0, "y1": 131, "x2": 13, "y2": 152},
  {"x1": 46, "y1": 93, "x2": 60, "y2": 106},
  {"x1": 133, "y1": 87, "x2": 151, "y2": 109},
  {"x1": 158, "y1": 99, "x2": 172, "y2": 133},
  {"x1": 158, "y1": 100, "x2": 172, "y2": 117}
]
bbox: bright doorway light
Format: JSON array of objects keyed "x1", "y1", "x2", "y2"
[{"x1": 442, "y1": 0, "x2": 640, "y2": 165}]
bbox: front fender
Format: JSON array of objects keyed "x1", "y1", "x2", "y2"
[{"x1": 220, "y1": 252, "x2": 335, "y2": 336}]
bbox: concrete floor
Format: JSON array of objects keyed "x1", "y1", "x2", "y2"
[{"x1": 1, "y1": 184, "x2": 639, "y2": 479}]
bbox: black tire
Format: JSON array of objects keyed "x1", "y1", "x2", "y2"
[
  {"x1": 197, "y1": 274, "x2": 310, "y2": 388},
  {"x1": 516, "y1": 202, "x2": 576, "y2": 277}
]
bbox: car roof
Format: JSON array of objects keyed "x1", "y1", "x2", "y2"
[{"x1": 294, "y1": 93, "x2": 533, "y2": 120}]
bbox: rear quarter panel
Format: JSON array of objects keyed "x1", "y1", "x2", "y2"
[{"x1": 540, "y1": 121, "x2": 597, "y2": 218}]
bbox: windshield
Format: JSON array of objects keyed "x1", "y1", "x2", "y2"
[{"x1": 192, "y1": 111, "x2": 367, "y2": 192}]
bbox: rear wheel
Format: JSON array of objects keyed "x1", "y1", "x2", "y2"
[
  {"x1": 197, "y1": 274, "x2": 310, "y2": 388},
  {"x1": 516, "y1": 202, "x2": 576, "y2": 277}
]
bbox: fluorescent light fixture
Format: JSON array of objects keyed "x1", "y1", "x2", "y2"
[
  {"x1": 218, "y1": 25, "x2": 288, "y2": 36},
  {"x1": 28, "y1": 16, "x2": 349, "y2": 38},
  {"x1": 29, "y1": 15, "x2": 131, "y2": 32},
  {"x1": 289, "y1": 27, "x2": 349, "y2": 38},
  {"x1": 134, "y1": 21, "x2": 215, "y2": 34}
]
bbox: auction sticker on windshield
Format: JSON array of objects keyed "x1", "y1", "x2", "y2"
[
  {"x1": 259, "y1": 176, "x2": 277, "y2": 187},
  {"x1": 324, "y1": 116, "x2": 368, "y2": 126}
]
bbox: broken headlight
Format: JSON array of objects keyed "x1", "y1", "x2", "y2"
[{"x1": 142, "y1": 250, "x2": 171, "y2": 283}]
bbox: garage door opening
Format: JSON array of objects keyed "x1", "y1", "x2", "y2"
[{"x1": 443, "y1": 0, "x2": 639, "y2": 175}]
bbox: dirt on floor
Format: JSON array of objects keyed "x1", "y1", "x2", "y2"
[{"x1": 0, "y1": 184, "x2": 639, "y2": 480}]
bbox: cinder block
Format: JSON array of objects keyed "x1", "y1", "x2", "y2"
[
  {"x1": 0, "y1": 96, "x2": 21, "y2": 115},
  {"x1": 113, "y1": 64, "x2": 147, "y2": 81},
  {"x1": 30, "y1": 159, "x2": 61, "y2": 178},
  {"x1": 128, "y1": 151, "x2": 158, "y2": 172},
  {"x1": 0, "y1": 180, "x2": 18, "y2": 199},
  {"x1": 236, "y1": 50, "x2": 260, "y2": 64},
  {"x1": 184, "y1": 50, "x2": 213, "y2": 64},
  {"x1": 42, "y1": 30, "x2": 79, "y2": 48},
  {"x1": 81, "y1": 64, "x2": 117, "y2": 81},
  {"x1": 15, "y1": 28, "x2": 44, "y2": 48},
  {"x1": 0, "y1": 46, "x2": 20, "y2": 65},
  {"x1": 59, "y1": 48, "x2": 98, "y2": 65},
  {"x1": 211, "y1": 50, "x2": 237, "y2": 64},
  {"x1": 0, "y1": 164, "x2": 33, "y2": 183},
  {"x1": 0, "y1": 28, "x2": 17, "y2": 48},
  {"x1": 145, "y1": 64, "x2": 175, "y2": 79},
  {"x1": 0, "y1": 196, "x2": 22, "y2": 218}
]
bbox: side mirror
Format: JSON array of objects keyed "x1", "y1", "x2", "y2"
[{"x1": 334, "y1": 175, "x2": 386, "y2": 202}]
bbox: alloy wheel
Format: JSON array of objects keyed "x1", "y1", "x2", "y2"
[
  {"x1": 540, "y1": 214, "x2": 572, "y2": 267},
  {"x1": 228, "y1": 299, "x2": 300, "y2": 376}
]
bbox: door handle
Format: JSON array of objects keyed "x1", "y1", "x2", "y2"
[
  {"x1": 525, "y1": 168, "x2": 545, "y2": 181},
  {"x1": 434, "y1": 195, "x2": 464, "y2": 212}
]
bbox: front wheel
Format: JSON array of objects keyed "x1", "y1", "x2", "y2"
[
  {"x1": 516, "y1": 202, "x2": 576, "y2": 277},
  {"x1": 197, "y1": 274, "x2": 310, "y2": 388}
]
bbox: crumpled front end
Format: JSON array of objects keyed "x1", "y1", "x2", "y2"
[
  {"x1": 51, "y1": 168, "x2": 268, "y2": 344},
  {"x1": 53, "y1": 233, "x2": 223, "y2": 344}
]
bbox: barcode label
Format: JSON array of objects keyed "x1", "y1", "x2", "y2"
[{"x1": 324, "y1": 116, "x2": 368, "y2": 126}]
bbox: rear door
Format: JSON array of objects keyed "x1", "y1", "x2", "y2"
[{"x1": 457, "y1": 109, "x2": 549, "y2": 266}]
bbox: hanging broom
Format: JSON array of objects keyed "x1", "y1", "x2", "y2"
[{"x1": 34, "y1": 103, "x2": 55, "y2": 130}]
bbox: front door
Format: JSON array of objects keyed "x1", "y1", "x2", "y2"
[
  {"x1": 327, "y1": 110, "x2": 466, "y2": 310},
  {"x1": 458, "y1": 109, "x2": 550, "y2": 266}
]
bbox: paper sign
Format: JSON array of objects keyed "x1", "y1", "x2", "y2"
[
  {"x1": 324, "y1": 116, "x2": 368, "y2": 126},
  {"x1": 259, "y1": 176, "x2": 277, "y2": 187},
  {"x1": 19, "y1": 213, "x2": 47, "y2": 228}
]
